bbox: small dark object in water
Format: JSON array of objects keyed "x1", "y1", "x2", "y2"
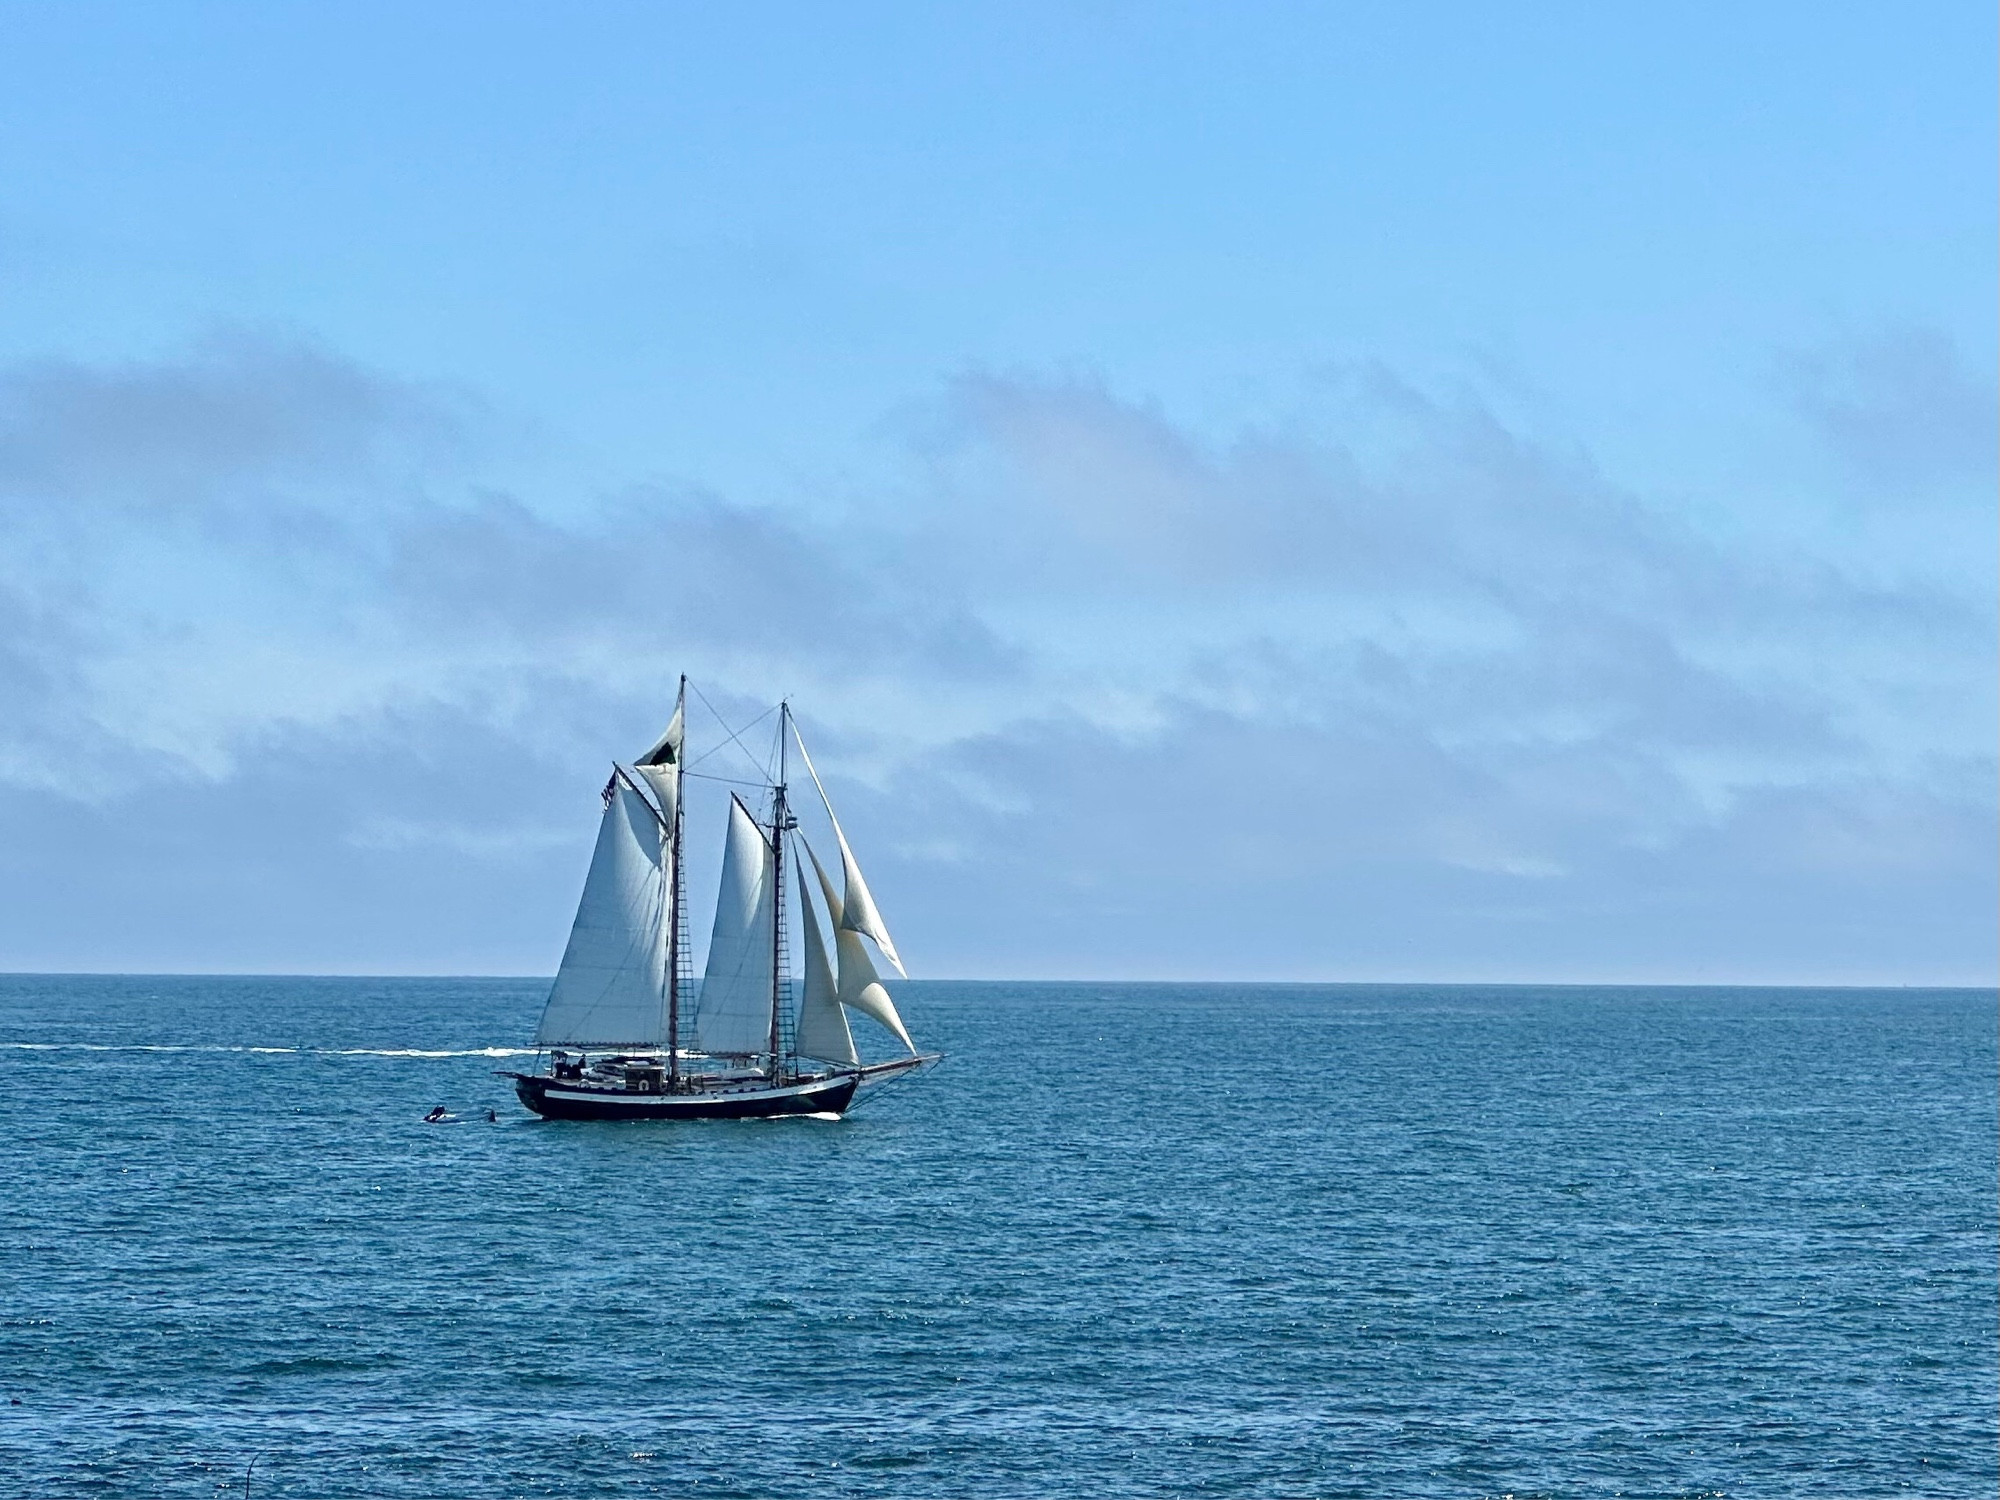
[
  {"x1": 485, "y1": 1109, "x2": 498, "y2": 1122},
  {"x1": 424, "y1": 1105, "x2": 451, "y2": 1123}
]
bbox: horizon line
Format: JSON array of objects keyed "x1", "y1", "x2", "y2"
[{"x1": 1, "y1": 970, "x2": 1993, "y2": 993}]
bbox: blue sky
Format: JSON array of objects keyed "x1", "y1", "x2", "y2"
[{"x1": 0, "y1": 2, "x2": 1993, "y2": 981}]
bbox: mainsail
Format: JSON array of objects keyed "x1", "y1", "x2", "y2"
[
  {"x1": 694, "y1": 795, "x2": 776, "y2": 1056},
  {"x1": 536, "y1": 777, "x2": 668, "y2": 1048},
  {"x1": 792, "y1": 863, "x2": 857, "y2": 1064}
]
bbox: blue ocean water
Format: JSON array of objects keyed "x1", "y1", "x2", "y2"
[{"x1": 0, "y1": 978, "x2": 1991, "y2": 1498}]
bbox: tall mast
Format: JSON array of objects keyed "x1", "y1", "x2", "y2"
[
  {"x1": 767, "y1": 700, "x2": 790, "y2": 1080},
  {"x1": 665, "y1": 675, "x2": 686, "y2": 1087}
]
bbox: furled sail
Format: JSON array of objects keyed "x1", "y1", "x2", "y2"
[
  {"x1": 694, "y1": 795, "x2": 776, "y2": 1056},
  {"x1": 791, "y1": 862, "x2": 857, "y2": 1064},
  {"x1": 536, "y1": 777, "x2": 668, "y2": 1048},
  {"x1": 791, "y1": 729, "x2": 906, "y2": 975},
  {"x1": 808, "y1": 843, "x2": 916, "y2": 1053}
]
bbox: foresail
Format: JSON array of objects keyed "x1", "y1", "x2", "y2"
[
  {"x1": 536, "y1": 778, "x2": 668, "y2": 1048},
  {"x1": 807, "y1": 841, "x2": 844, "y2": 926},
  {"x1": 833, "y1": 836, "x2": 904, "y2": 976},
  {"x1": 695, "y1": 796, "x2": 776, "y2": 1055},
  {"x1": 791, "y1": 729, "x2": 906, "y2": 975},
  {"x1": 792, "y1": 862, "x2": 856, "y2": 1065},
  {"x1": 807, "y1": 841, "x2": 915, "y2": 1053},
  {"x1": 833, "y1": 926, "x2": 917, "y2": 1053}
]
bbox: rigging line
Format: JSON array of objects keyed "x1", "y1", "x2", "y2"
[
  {"x1": 683, "y1": 686, "x2": 778, "y2": 779},
  {"x1": 681, "y1": 770, "x2": 778, "y2": 790},
  {"x1": 695, "y1": 703, "x2": 777, "y2": 781},
  {"x1": 842, "y1": 1059, "x2": 939, "y2": 1116},
  {"x1": 683, "y1": 700, "x2": 776, "y2": 776}
]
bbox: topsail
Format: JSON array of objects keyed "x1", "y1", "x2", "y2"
[{"x1": 632, "y1": 697, "x2": 684, "y2": 829}]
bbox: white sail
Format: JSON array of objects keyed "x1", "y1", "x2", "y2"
[
  {"x1": 633, "y1": 692, "x2": 685, "y2": 828},
  {"x1": 808, "y1": 840, "x2": 845, "y2": 927},
  {"x1": 636, "y1": 696, "x2": 685, "y2": 769},
  {"x1": 633, "y1": 762, "x2": 678, "y2": 830},
  {"x1": 695, "y1": 795, "x2": 776, "y2": 1056},
  {"x1": 806, "y1": 842, "x2": 915, "y2": 1052},
  {"x1": 833, "y1": 837, "x2": 903, "y2": 974},
  {"x1": 833, "y1": 925, "x2": 916, "y2": 1053},
  {"x1": 536, "y1": 778, "x2": 667, "y2": 1048},
  {"x1": 792, "y1": 862, "x2": 857, "y2": 1064},
  {"x1": 791, "y1": 728, "x2": 906, "y2": 975}
]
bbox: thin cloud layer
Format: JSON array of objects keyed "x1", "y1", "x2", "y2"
[
  {"x1": 1785, "y1": 327, "x2": 1998, "y2": 493},
  {"x1": 0, "y1": 333, "x2": 1990, "y2": 980}
]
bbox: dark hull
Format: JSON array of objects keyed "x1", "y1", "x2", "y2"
[{"x1": 509, "y1": 1071, "x2": 860, "y2": 1121}]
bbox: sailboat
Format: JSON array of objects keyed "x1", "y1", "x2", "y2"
[{"x1": 503, "y1": 680, "x2": 939, "y2": 1121}]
